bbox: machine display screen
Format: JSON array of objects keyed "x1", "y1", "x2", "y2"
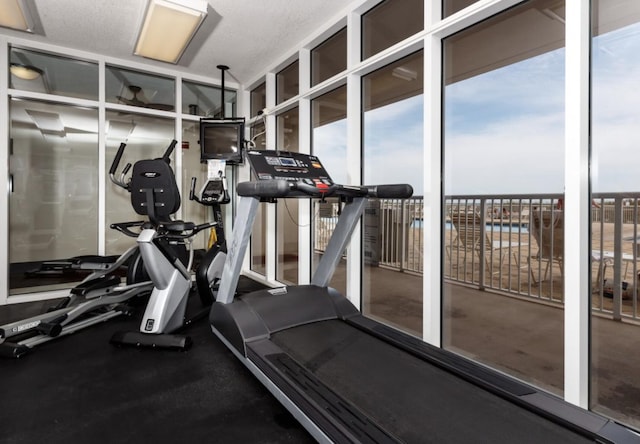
[{"x1": 245, "y1": 150, "x2": 333, "y2": 184}]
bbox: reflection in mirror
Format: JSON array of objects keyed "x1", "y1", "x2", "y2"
[
  {"x1": 181, "y1": 81, "x2": 237, "y2": 118},
  {"x1": 105, "y1": 111, "x2": 175, "y2": 255},
  {"x1": 9, "y1": 47, "x2": 98, "y2": 100},
  {"x1": 105, "y1": 65, "x2": 175, "y2": 111},
  {"x1": 9, "y1": 99, "x2": 99, "y2": 295}
]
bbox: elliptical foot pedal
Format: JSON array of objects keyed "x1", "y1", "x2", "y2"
[
  {"x1": 110, "y1": 331, "x2": 192, "y2": 351},
  {"x1": 0, "y1": 343, "x2": 31, "y2": 359}
]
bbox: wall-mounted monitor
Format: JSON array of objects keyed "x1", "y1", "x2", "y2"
[{"x1": 199, "y1": 118, "x2": 245, "y2": 164}]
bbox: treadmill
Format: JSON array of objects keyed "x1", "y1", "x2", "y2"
[{"x1": 210, "y1": 150, "x2": 639, "y2": 444}]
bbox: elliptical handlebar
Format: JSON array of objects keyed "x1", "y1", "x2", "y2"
[
  {"x1": 189, "y1": 177, "x2": 198, "y2": 202},
  {"x1": 109, "y1": 142, "x2": 126, "y2": 176},
  {"x1": 109, "y1": 139, "x2": 179, "y2": 191},
  {"x1": 161, "y1": 139, "x2": 178, "y2": 162},
  {"x1": 109, "y1": 143, "x2": 131, "y2": 190}
]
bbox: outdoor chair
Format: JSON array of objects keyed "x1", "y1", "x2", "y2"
[
  {"x1": 530, "y1": 209, "x2": 634, "y2": 288},
  {"x1": 529, "y1": 210, "x2": 563, "y2": 284},
  {"x1": 447, "y1": 211, "x2": 527, "y2": 272}
]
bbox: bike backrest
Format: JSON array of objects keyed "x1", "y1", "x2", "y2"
[{"x1": 129, "y1": 158, "x2": 181, "y2": 222}]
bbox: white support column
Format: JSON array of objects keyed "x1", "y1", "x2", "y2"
[
  {"x1": 240, "y1": 88, "x2": 253, "y2": 272},
  {"x1": 98, "y1": 59, "x2": 106, "y2": 256},
  {"x1": 345, "y1": 9, "x2": 363, "y2": 310},
  {"x1": 0, "y1": 38, "x2": 9, "y2": 305},
  {"x1": 423, "y1": 0, "x2": 443, "y2": 347},
  {"x1": 564, "y1": 0, "x2": 590, "y2": 409},
  {"x1": 298, "y1": 48, "x2": 312, "y2": 284},
  {"x1": 346, "y1": 73, "x2": 362, "y2": 310},
  {"x1": 298, "y1": 96, "x2": 312, "y2": 284},
  {"x1": 265, "y1": 72, "x2": 277, "y2": 282},
  {"x1": 174, "y1": 75, "x2": 183, "y2": 221}
]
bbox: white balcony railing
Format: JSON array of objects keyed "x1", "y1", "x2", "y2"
[{"x1": 313, "y1": 194, "x2": 640, "y2": 321}]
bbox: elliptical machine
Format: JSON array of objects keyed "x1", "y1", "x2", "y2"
[
  {"x1": 110, "y1": 142, "x2": 227, "y2": 350},
  {"x1": 0, "y1": 142, "x2": 155, "y2": 358}
]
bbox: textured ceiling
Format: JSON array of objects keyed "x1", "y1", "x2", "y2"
[{"x1": 2, "y1": 0, "x2": 353, "y2": 86}]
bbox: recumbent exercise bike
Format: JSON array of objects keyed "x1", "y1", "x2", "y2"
[{"x1": 109, "y1": 140, "x2": 229, "y2": 350}]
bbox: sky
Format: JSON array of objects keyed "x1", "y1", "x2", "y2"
[{"x1": 311, "y1": 20, "x2": 640, "y2": 198}]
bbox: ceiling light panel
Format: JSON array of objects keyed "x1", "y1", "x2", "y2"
[
  {"x1": 0, "y1": 0, "x2": 34, "y2": 32},
  {"x1": 134, "y1": 0, "x2": 207, "y2": 64}
]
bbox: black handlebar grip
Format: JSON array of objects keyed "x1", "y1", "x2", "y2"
[
  {"x1": 162, "y1": 139, "x2": 178, "y2": 160},
  {"x1": 190, "y1": 177, "x2": 197, "y2": 200},
  {"x1": 237, "y1": 180, "x2": 292, "y2": 198},
  {"x1": 122, "y1": 163, "x2": 132, "y2": 175},
  {"x1": 368, "y1": 184, "x2": 414, "y2": 199},
  {"x1": 109, "y1": 142, "x2": 127, "y2": 175}
]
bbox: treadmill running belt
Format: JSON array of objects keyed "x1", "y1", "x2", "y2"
[{"x1": 270, "y1": 320, "x2": 593, "y2": 444}]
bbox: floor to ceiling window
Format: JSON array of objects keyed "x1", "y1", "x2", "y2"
[
  {"x1": 442, "y1": 0, "x2": 566, "y2": 396},
  {"x1": 362, "y1": 50, "x2": 424, "y2": 337},
  {"x1": 591, "y1": 0, "x2": 640, "y2": 429},
  {"x1": 312, "y1": 85, "x2": 347, "y2": 296},
  {"x1": 276, "y1": 107, "x2": 300, "y2": 284},
  {"x1": 249, "y1": 83, "x2": 267, "y2": 276}
]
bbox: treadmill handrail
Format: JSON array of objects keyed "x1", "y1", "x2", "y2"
[{"x1": 236, "y1": 179, "x2": 413, "y2": 200}]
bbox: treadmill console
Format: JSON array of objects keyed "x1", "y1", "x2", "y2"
[{"x1": 245, "y1": 150, "x2": 334, "y2": 189}]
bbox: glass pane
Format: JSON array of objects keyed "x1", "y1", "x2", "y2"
[
  {"x1": 105, "y1": 65, "x2": 175, "y2": 112},
  {"x1": 9, "y1": 47, "x2": 98, "y2": 100},
  {"x1": 9, "y1": 99, "x2": 98, "y2": 294},
  {"x1": 442, "y1": 0, "x2": 565, "y2": 396},
  {"x1": 249, "y1": 121, "x2": 267, "y2": 150},
  {"x1": 443, "y1": 0, "x2": 480, "y2": 18},
  {"x1": 249, "y1": 121, "x2": 268, "y2": 276},
  {"x1": 362, "y1": 51, "x2": 424, "y2": 336},
  {"x1": 251, "y1": 203, "x2": 267, "y2": 276},
  {"x1": 251, "y1": 82, "x2": 266, "y2": 117},
  {"x1": 181, "y1": 120, "x2": 209, "y2": 251},
  {"x1": 312, "y1": 85, "x2": 347, "y2": 296},
  {"x1": 591, "y1": 0, "x2": 640, "y2": 429},
  {"x1": 276, "y1": 107, "x2": 299, "y2": 284},
  {"x1": 182, "y1": 80, "x2": 237, "y2": 118},
  {"x1": 276, "y1": 61, "x2": 299, "y2": 105},
  {"x1": 311, "y1": 28, "x2": 347, "y2": 86},
  {"x1": 105, "y1": 111, "x2": 175, "y2": 255},
  {"x1": 362, "y1": 0, "x2": 424, "y2": 60}
]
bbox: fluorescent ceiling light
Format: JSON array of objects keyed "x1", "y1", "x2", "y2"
[
  {"x1": 10, "y1": 63, "x2": 43, "y2": 80},
  {"x1": 0, "y1": 0, "x2": 34, "y2": 32},
  {"x1": 134, "y1": 0, "x2": 207, "y2": 64}
]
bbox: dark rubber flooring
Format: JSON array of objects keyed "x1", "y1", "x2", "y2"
[{"x1": 0, "y1": 278, "x2": 314, "y2": 444}]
